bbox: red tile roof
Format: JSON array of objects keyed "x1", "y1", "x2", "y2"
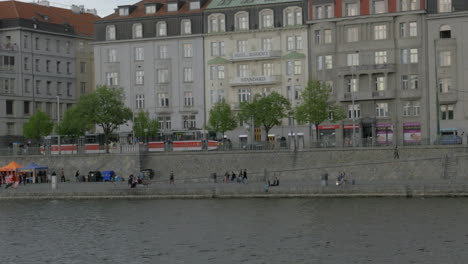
[
  {"x1": 0, "y1": 0, "x2": 99, "y2": 37},
  {"x1": 101, "y1": 0, "x2": 210, "y2": 21}
]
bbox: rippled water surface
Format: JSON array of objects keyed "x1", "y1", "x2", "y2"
[{"x1": 1, "y1": 198, "x2": 468, "y2": 264}]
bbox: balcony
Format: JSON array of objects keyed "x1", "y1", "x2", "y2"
[
  {"x1": 341, "y1": 91, "x2": 372, "y2": 101},
  {"x1": 230, "y1": 75, "x2": 281, "y2": 86},
  {"x1": 338, "y1": 64, "x2": 396, "y2": 75},
  {"x1": 400, "y1": 89, "x2": 422, "y2": 99},
  {"x1": 231, "y1": 50, "x2": 281, "y2": 61},
  {"x1": 372, "y1": 89, "x2": 396, "y2": 99},
  {"x1": 439, "y1": 90, "x2": 458, "y2": 103}
]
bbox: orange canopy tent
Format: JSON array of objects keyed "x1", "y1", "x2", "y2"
[{"x1": 0, "y1": 161, "x2": 23, "y2": 173}]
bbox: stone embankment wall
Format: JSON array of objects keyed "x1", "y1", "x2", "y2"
[{"x1": 0, "y1": 146, "x2": 466, "y2": 182}]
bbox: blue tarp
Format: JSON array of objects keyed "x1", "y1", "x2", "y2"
[
  {"x1": 102, "y1": 170, "x2": 115, "y2": 181},
  {"x1": 18, "y1": 162, "x2": 48, "y2": 171}
]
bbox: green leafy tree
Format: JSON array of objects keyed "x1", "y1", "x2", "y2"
[
  {"x1": 238, "y1": 92, "x2": 290, "y2": 142},
  {"x1": 75, "y1": 86, "x2": 132, "y2": 152},
  {"x1": 56, "y1": 106, "x2": 93, "y2": 139},
  {"x1": 23, "y1": 110, "x2": 54, "y2": 145},
  {"x1": 208, "y1": 100, "x2": 237, "y2": 139},
  {"x1": 295, "y1": 80, "x2": 346, "y2": 146},
  {"x1": 134, "y1": 111, "x2": 159, "y2": 141}
]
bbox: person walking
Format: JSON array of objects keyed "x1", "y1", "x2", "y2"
[
  {"x1": 394, "y1": 145, "x2": 400, "y2": 159},
  {"x1": 169, "y1": 171, "x2": 175, "y2": 184},
  {"x1": 224, "y1": 171, "x2": 229, "y2": 183},
  {"x1": 75, "y1": 170, "x2": 80, "y2": 182},
  {"x1": 242, "y1": 169, "x2": 248, "y2": 184}
]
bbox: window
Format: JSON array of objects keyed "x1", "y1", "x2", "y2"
[
  {"x1": 403, "y1": 102, "x2": 411, "y2": 116},
  {"x1": 211, "y1": 42, "x2": 218, "y2": 56},
  {"x1": 238, "y1": 89, "x2": 251, "y2": 103},
  {"x1": 262, "y1": 38, "x2": 272, "y2": 51},
  {"x1": 347, "y1": 53, "x2": 359, "y2": 66},
  {"x1": 347, "y1": 78, "x2": 358, "y2": 92},
  {"x1": 119, "y1": 7, "x2": 129, "y2": 16},
  {"x1": 219, "y1": 42, "x2": 225, "y2": 56},
  {"x1": 23, "y1": 57, "x2": 29, "y2": 71},
  {"x1": 409, "y1": 22, "x2": 417, "y2": 37},
  {"x1": 46, "y1": 60, "x2": 51, "y2": 72},
  {"x1": 183, "y1": 44, "x2": 193, "y2": 58},
  {"x1": 182, "y1": 20, "x2": 191, "y2": 35},
  {"x1": 375, "y1": 76, "x2": 386, "y2": 91},
  {"x1": 35, "y1": 80, "x2": 41, "y2": 94},
  {"x1": 440, "y1": 104, "x2": 454, "y2": 120},
  {"x1": 348, "y1": 104, "x2": 361, "y2": 119},
  {"x1": 439, "y1": 51, "x2": 451, "y2": 66},
  {"x1": 190, "y1": 1, "x2": 200, "y2": 10},
  {"x1": 24, "y1": 79, "x2": 30, "y2": 93},
  {"x1": 35, "y1": 37, "x2": 40, "y2": 50},
  {"x1": 158, "y1": 116, "x2": 171, "y2": 130},
  {"x1": 183, "y1": 115, "x2": 196, "y2": 129},
  {"x1": 346, "y1": 27, "x2": 359, "y2": 42},
  {"x1": 218, "y1": 65, "x2": 225, "y2": 79},
  {"x1": 285, "y1": 8, "x2": 303, "y2": 26},
  {"x1": 286, "y1": 10, "x2": 294, "y2": 26},
  {"x1": 159, "y1": 45, "x2": 168, "y2": 59},
  {"x1": 287, "y1": 37, "x2": 294, "y2": 50},
  {"x1": 315, "y1": 30, "x2": 321, "y2": 45},
  {"x1": 24, "y1": 35, "x2": 28, "y2": 49},
  {"x1": 401, "y1": 75, "x2": 409, "y2": 90},
  {"x1": 238, "y1": 64, "x2": 248, "y2": 77},
  {"x1": 106, "y1": 72, "x2": 118, "y2": 86},
  {"x1": 210, "y1": 66, "x2": 217, "y2": 80},
  {"x1": 183, "y1": 68, "x2": 193, "y2": 82},
  {"x1": 410, "y1": 49, "x2": 418, "y2": 63},
  {"x1": 294, "y1": 60, "x2": 302, "y2": 75},
  {"x1": 157, "y1": 22, "x2": 167, "y2": 36},
  {"x1": 295, "y1": 8, "x2": 303, "y2": 24},
  {"x1": 135, "y1": 71, "x2": 144, "y2": 85},
  {"x1": 287, "y1": 36, "x2": 302, "y2": 50},
  {"x1": 67, "y1": 62, "x2": 71, "y2": 74},
  {"x1": 375, "y1": 51, "x2": 387, "y2": 64},
  {"x1": 133, "y1": 24, "x2": 143, "y2": 39},
  {"x1": 106, "y1": 25, "x2": 116, "y2": 40},
  {"x1": 209, "y1": 14, "x2": 225, "y2": 33},
  {"x1": 157, "y1": 69, "x2": 169, "y2": 83},
  {"x1": 400, "y1": 23, "x2": 407, "y2": 37},
  {"x1": 439, "y1": 78, "x2": 452, "y2": 93},
  {"x1": 374, "y1": 25, "x2": 387, "y2": 40},
  {"x1": 263, "y1": 63, "x2": 273, "y2": 76},
  {"x1": 439, "y1": 0, "x2": 452, "y2": 13},
  {"x1": 261, "y1": 10, "x2": 274, "y2": 28},
  {"x1": 1, "y1": 79, "x2": 15, "y2": 94},
  {"x1": 317, "y1": 56, "x2": 323, "y2": 70},
  {"x1": 46, "y1": 39, "x2": 50, "y2": 51},
  {"x1": 210, "y1": 90, "x2": 216, "y2": 104},
  {"x1": 24, "y1": 101, "x2": 30, "y2": 115},
  {"x1": 237, "y1": 40, "x2": 247, "y2": 53},
  {"x1": 413, "y1": 101, "x2": 420, "y2": 116},
  {"x1": 80, "y1": 62, "x2": 86, "y2": 73},
  {"x1": 6, "y1": 123, "x2": 15, "y2": 135},
  {"x1": 325, "y1": 55, "x2": 333, "y2": 69},
  {"x1": 401, "y1": 0, "x2": 418, "y2": 11},
  {"x1": 66, "y1": 41, "x2": 71, "y2": 54},
  {"x1": 35, "y1": 59, "x2": 40, "y2": 72},
  {"x1": 108, "y1": 49, "x2": 117, "y2": 62},
  {"x1": 136, "y1": 95, "x2": 145, "y2": 109},
  {"x1": 375, "y1": 103, "x2": 388, "y2": 117},
  {"x1": 325, "y1": 81, "x2": 334, "y2": 93},
  {"x1": 56, "y1": 61, "x2": 61, "y2": 73},
  {"x1": 67, "y1": 82, "x2": 72, "y2": 96},
  {"x1": 315, "y1": 5, "x2": 332, "y2": 19},
  {"x1": 324, "y1": 29, "x2": 332, "y2": 44},
  {"x1": 402, "y1": 49, "x2": 408, "y2": 64},
  {"x1": 158, "y1": 93, "x2": 169, "y2": 107},
  {"x1": 184, "y1": 92, "x2": 194, "y2": 107},
  {"x1": 410, "y1": 75, "x2": 419, "y2": 89},
  {"x1": 80, "y1": 82, "x2": 86, "y2": 94},
  {"x1": 286, "y1": 61, "x2": 293, "y2": 75},
  {"x1": 346, "y1": 3, "x2": 359, "y2": 16},
  {"x1": 135, "y1": 47, "x2": 144, "y2": 61},
  {"x1": 145, "y1": 4, "x2": 156, "y2": 14},
  {"x1": 236, "y1": 12, "x2": 249, "y2": 30},
  {"x1": 57, "y1": 82, "x2": 62, "y2": 95},
  {"x1": 168, "y1": 3, "x2": 178, "y2": 12},
  {"x1": 372, "y1": 0, "x2": 386, "y2": 14},
  {"x1": 440, "y1": 25, "x2": 451, "y2": 38}
]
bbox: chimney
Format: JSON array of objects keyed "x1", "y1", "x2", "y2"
[
  {"x1": 79, "y1": 5, "x2": 85, "y2": 13},
  {"x1": 86, "y1": 9, "x2": 98, "y2": 16},
  {"x1": 71, "y1": 5, "x2": 80, "y2": 14},
  {"x1": 37, "y1": 1, "x2": 50, "y2": 7}
]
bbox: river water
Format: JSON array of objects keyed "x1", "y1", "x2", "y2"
[{"x1": 1, "y1": 198, "x2": 467, "y2": 264}]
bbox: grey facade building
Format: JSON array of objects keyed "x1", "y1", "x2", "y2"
[
  {"x1": 93, "y1": 0, "x2": 208, "y2": 137},
  {"x1": 426, "y1": 0, "x2": 468, "y2": 140},
  {"x1": 307, "y1": 0, "x2": 429, "y2": 146},
  {"x1": 0, "y1": 1, "x2": 98, "y2": 146}
]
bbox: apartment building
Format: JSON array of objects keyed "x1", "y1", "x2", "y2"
[
  {"x1": 426, "y1": 0, "x2": 468, "y2": 140},
  {"x1": 307, "y1": 0, "x2": 428, "y2": 146},
  {"x1": 0, "y1": 0, "x2": 98, "y2": 146},
  {"x1": 204, "y1": 0, "x2": 309, "y2": 144},
  {"x1": 94, "y1": 0, "x2": 208, "y2": 137}
]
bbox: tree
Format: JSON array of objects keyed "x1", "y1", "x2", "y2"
[
  {"x1": 208, "y1": 100, "x2": 237, "y2": 139},
  {"x1": 56, "y1": 106, "x2": 93, "y2": 139},
  {"x1": 295, "y1": 80, "x2": 346, "y2": 147},
  {"x1": 133, "y1": 111, "x2": 159, "y2": 141},
  {"x1": 238, "y1": 92, "x2": 290, "y2": 142},
  {"x1": 75, "y1": 86, "x2": 132, "y2": 152},
  {"x1": 23, "y1": 110, "x2": 54, "y2": 145}
]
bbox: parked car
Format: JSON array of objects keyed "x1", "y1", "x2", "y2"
[{"x1": 437, "y1": 135, "x2": 462, "y2": 145}]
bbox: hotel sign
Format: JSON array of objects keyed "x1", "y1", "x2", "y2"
[
  {"x1": 230, "y1": 75, "x2": 280, "y2": 86},
  {"x1": 232, "y1": 50, "x2": 281, "y2": 60}
]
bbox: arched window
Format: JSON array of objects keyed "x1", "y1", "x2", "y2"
[
  {"x1": 157, "y1": 21, "x2": 167, "y2": 36},
  {"x1": 235, "y1": 11, "x2": 249, "y2": 31},
  {"x1": 181, "y1": 19, "x2": 191, "y2": 35},
  {"x1": 260, "y1": 9, "x2": 274, "y2": 29},
  {"x1": 133, "y1": 23, "x2": 143, "y2": 39},
  {"x1": 440, "y1": 25, "x2": 451, "y2": 39},
  {"x1": 208, "y1": 13, "x2": 225, "y2": 33},
  {"x1": 106, "y1": 25, "x2": 116, "y2": 40},
  {"x1": 284, "y1": 7, "x2": 302, "y2": 26}
]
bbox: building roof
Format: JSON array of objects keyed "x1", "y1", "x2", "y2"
[
  {"x1": 0, "y1": 0, "x2": 99, "y2": 37},
  {"x1": 100, "y1": 0, "x2": 211, "y2": 21},
  {"x1": 206, "y1": 0, "x2": 301, "y2": 10}
]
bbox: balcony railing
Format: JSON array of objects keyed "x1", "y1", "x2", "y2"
[
  {"x1": 400, "y1": 89, "x2": 422, "y2": 99},
  {"x1": 338, "y1": 64, "x2": 396, "y2": 74},
  {"x1": 439, "y1": 90, "x2": 458, "y2": 103},
  {"x1": 230, "y1": 75, "x2": 281, "y2": 86},
  {"x1": 372, "y1": 89, "x2": 395, "y2": 99},
  {"x1": 0, "y1": 43, "x2": 18, "y2": 51},
  {"x1": 231, "y1": 50, "x2": 281, "y2": 61}
]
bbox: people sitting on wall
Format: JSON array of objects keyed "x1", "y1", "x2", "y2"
[{"x1": 336, "y1": 171, "x2": 347, "y2": 186}]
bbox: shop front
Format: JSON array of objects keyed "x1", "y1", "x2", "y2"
[
  {"x1": 318, "y1": 125, "x2": 340, "y2": 147},
  {"x1": 403, "y1": 122, "x2": 421, "y2": 145},
  {"x1": 343, "y1": 124, "x2": 360, "y2": 147},
  {"x1": 376, "y1": 123, "x2": 394, "y2": 145}
]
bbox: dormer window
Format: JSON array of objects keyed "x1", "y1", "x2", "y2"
[
  {"x1": 208, "y1": 14, "x2": 226, "y2": 33},
  {"x1": 106, "y1": 25, "x2": 116, "y2": 40},
  {"x1": 157, "y1": 21, "x2": 167, "y2": 36},
  {"x1": 168, "y1": 3, "x2": 178, "y2": 12},
  {"x1": 189, "y1": 1, "x2": 200, "y2": 10},
  {"x1": 181, "y1": 20, "x2": 192, "y2": 35},
  {"x1": 235, "y1": 12, "x2": 249, "y2": 31},
  {"x1": 260, "y1": 9, "x2": 274, "y2": 29},
  {"x1": 119, "y1": 7, "x2": 129, "y2": 16},
  {"x1": 284, "y1": 7, "x2": 303, "y2": 26},
  {"x1": 133, "y1": 23, "x2": 143, "y2": 39},
  {"x1": 145, "y1": 5, "x2": 157, "y2": 14}
]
